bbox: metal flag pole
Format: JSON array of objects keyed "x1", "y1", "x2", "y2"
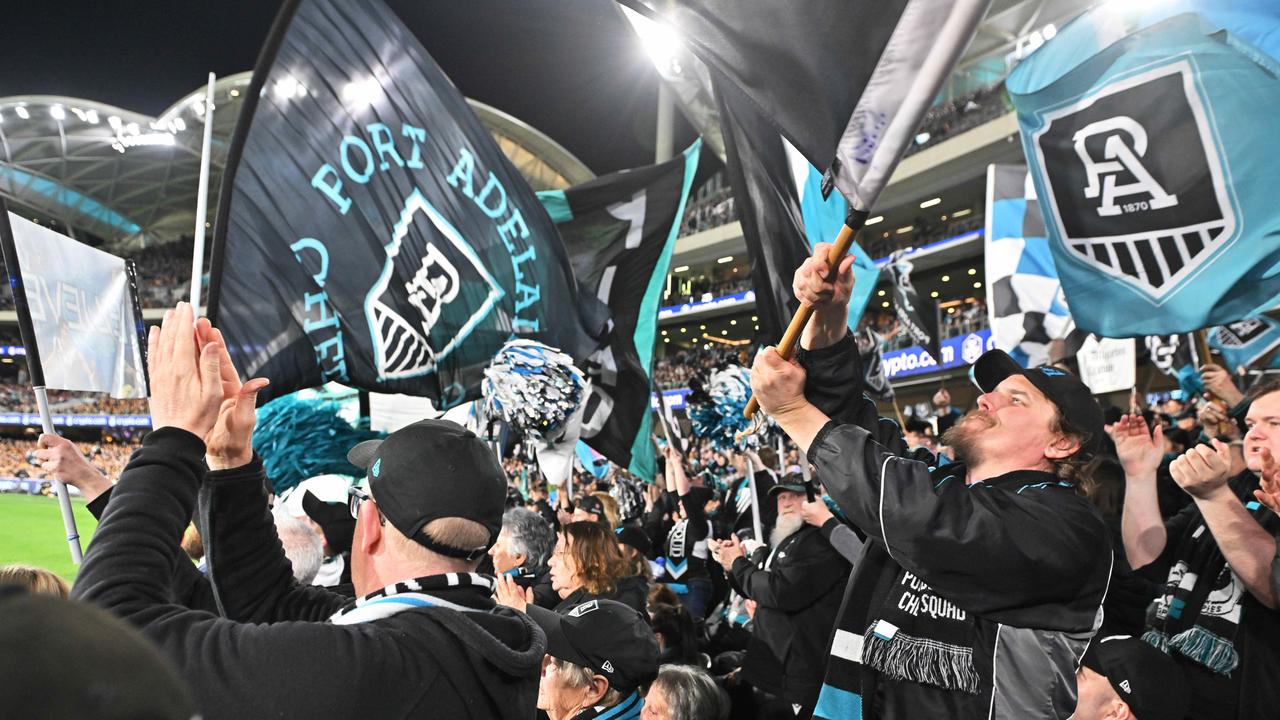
[
  {"x1": 0, "y1": 204, "x2": 81, "y2": 562},
  {"x1": 189, "y1": 73, "x2": 216, "y2": 312},
  {"x1": 745, "y1": 456, "x2": 763, "y2": 544}
]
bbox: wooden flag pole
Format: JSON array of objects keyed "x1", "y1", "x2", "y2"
[
  {"x1": 0, "y1": 205, "x2": 81, "y2": 563},
  {"x1": 1194, "y1": 329, "x2": 1229, "y2": 437},
  {"x1": 743, "y1": 208, "x2": 869, "y2": 421}
]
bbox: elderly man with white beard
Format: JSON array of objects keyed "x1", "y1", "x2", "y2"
[{"x1": 716, "y1": 474, "x2": 852, "y2": 717}]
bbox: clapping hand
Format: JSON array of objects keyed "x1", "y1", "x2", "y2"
[
  {"x1": 1109, "y1": 414, "x2": 1164, "y2": 480},
  {"x1": 196, "y1": 318, "x2": 269, "y2": 470},
  {"x1": 1253, "y1": 448, "x2": 1280, "y2": 517},
  {"x1": 1170, "y1": 439, "x2": 1232, "y2": 501},
  {"x1": 147, "y1": 303, "x2": 226, "y2": 440}
]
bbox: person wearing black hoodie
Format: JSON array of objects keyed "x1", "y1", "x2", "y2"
[
  {"x1": 71, "y1": 305, "x2": 545, "y2": 720},
  {"x1": 751, "y1": 249, "x2": 1112, "y2": 719}
]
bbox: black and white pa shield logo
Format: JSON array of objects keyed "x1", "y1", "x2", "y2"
[{"x1": 1032, "y1": 59, "x2": 1236, "y2": 301}]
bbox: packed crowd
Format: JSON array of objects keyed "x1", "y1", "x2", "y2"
[
  {"x1": 652, "y1": 346, "x2": 747, "y2": 390},
  {"x1": 6, "y1": 250, "x2": 1280, "y2": 720}
]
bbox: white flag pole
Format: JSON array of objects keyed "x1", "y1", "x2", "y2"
[
  {"x1": 189, "y1": 73, "x2": 216, "y2": 312},
  {"x1": 34, "y1": 388, "x2": 82, "y2": 563},
  {"x1": 745, "y1": 457, "x2": 763, "y2": 544}
]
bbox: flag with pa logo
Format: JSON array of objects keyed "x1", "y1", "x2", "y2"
[
  {"x1": 208, "y1": 0, "x2": 606, "y2": 407},
  {"x1": 1007, "y1": 9, "x2": 1280, "y2": 336}
]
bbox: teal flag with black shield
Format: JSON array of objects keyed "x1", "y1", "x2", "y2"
[{"x1": 1008, "y1": 8, "x2": 1280, "y2": 336}]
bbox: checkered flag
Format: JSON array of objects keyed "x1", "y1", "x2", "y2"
[{"x1": 985, "y1": 164, "x2": 1085, "y2": 367}]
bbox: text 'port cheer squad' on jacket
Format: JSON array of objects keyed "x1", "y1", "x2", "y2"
[{"x1": 797, "y1": 333, "x2": 1112, "y2": 720}]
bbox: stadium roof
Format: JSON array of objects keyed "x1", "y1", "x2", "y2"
[{"x1": 0, "y1": 72, "x2": 594, "y2": 250}]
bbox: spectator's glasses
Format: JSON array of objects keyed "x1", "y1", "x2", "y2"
[{"x1": 347, "y1": 486, "x2": 384, "y2": 525}]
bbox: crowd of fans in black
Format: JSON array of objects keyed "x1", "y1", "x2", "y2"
[{"x1": 5, "y1": 247, "x2": 1280, "y2": 720}]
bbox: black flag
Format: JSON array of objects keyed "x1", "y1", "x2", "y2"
[
  {"x1": 539, "y1": 141, "x2": 702, "y2": 480},
  {"x1": 617, "y1": 0, "x2": 989, "y2": 210},
  {"x1": 715, "y1": 87, "x2": 811, "y2": 345},
  {"x1": 887, "y1": 258, "x2": 942, "y2": 365},
  {"x1": 855, "y1": 326, "x2": 893, "y2": 402},
  {"x1": 208, "y1": 0, "x2": 606, "y2": 408}
]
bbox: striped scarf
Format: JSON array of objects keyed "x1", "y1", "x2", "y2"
[
  {"x1": 329, "y1": 573, "x2": 496, "y2": 625},
  {"x1": 569, "y1": 690, "x2": 643, "y2": 720}
]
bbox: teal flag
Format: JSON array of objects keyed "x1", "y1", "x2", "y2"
[{"x1": 1007, "y1": 9, "x2": 1280, "y2": 336}]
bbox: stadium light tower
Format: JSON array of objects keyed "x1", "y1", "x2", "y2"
[{"x1": 621, "y1": 5, "x2": 682, "y2": 162}]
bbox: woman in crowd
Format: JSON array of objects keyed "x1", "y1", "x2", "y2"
[
  {"x1": 497, "y1": 520, "x2": 646, "y2": 614},
  {"x1": 0, "y1": 563, "x2": 69, "y2": 598},
  {"x1": 642, "y1": 665, "x2": 725, "y2": 720}
]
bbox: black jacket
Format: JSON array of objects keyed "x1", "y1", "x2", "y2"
[
  {"x1": 72, "y1": 428, "x2": 545, "y2": 720},
  {"x1": 553, "y1": 575, "x2": 649, "y2": 616},
  {"x1": 728, "y1": 523, "x2": 850, "y2": 706},
  {"x1": 798, "y1": 334, "x2": 1112, "y2": 720}
]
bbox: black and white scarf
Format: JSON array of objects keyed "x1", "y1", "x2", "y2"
[
  {"x1": 1142, "y1": 474, "x2": 1275, "y2": 676},
  {"x1": 329, "y1": 573, "x2": 495, "y2": 625}
]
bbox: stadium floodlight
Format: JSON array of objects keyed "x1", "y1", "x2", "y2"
[
  {"x1": 621, "y1": 6, "x2": 683, "y2": 77},
  {"x1": 14, "y1": 105, "x2": 29, "y2": 119},
  {"x1": 50, "y1": 105, "x2": 66, "y2": 120}
]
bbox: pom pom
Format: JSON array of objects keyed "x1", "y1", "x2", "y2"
[
  {"x1": 252, "y1": 395, "x2": 385, "y2": 496},
  {"x1": 482, "y1": 339, "x2": 587, "y2": 442},
  {"x1": 687, "y1": 364, "x2": 770, "y2": 451}
]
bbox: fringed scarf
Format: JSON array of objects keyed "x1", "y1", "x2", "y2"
[{"x1": 1141, "y1": 479, "x2": 1275, "y2": 676}]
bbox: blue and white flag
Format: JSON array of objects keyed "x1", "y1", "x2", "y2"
[
  {"x1": 1007, "y1": 9, "x2": 1280, "y2": 336},
  {"x1": 984, "y1": 164, "x2": 1080, "y2": 368},
  {"x1": 1208, "y1": 317, "x2": 1280, "y2": 371}
]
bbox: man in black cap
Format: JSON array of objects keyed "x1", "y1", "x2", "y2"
[
  {"x1": 750, "y1": 246, "x2": 1112, "y2": 719},
  {"x1": 71, "y1": 304, "x2": 545, "y2": 720},
  {"x1": 573, "y1": 494, "x2": 609, "y2": 527},
  {"x1": 715, "y1": 474, "x2": 851, "y2": 717},
  {"x1": 526, "y1": 598, "x2": 659, "y2": 720},
  {"x1": 1074, "y1": 635, "x2": 1190, "y2": 720}
]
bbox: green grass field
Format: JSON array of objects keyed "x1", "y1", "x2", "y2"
[{"x1": 0, "y1": 493, "x2": 99, "y2": 582}]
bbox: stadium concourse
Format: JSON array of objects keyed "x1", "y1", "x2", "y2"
[{"x1": 4, "y1": 1, "x2": 1280, "y2": 720}]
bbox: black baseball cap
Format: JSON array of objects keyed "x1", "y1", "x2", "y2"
[
  {"x1": 577, "y1": 495, "x2": 605, "y2": 518},
  {"x1": 1082, "y1": 636, "x2": 1190, "y2": 720},
  {"x1": 616, "y1": 525, "x2": 651, "y2": 557},
  {"x1": 348, "y1": 419, "x2": 506, "y2": 561},
  {"x1": 769, "y1": 472, "x2": 808, "y2": 497},
  {"x1": 971, "y1": 350, "x2": 1106, "y2": 456},
  {"x1": 527, "y1": 600, "x2": 659, "y2": 693}
]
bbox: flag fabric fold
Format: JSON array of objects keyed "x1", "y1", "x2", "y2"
[{"x1": 617, "y1": 0, "x2": 991, "y2": 210}]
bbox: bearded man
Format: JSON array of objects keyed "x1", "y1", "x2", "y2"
[
  {"x1": 717, "y1": 474, "x2": 852, "y2": 717},
  {"x1": 749, "y1": 243, "x2": 1113, "y2": 719}
]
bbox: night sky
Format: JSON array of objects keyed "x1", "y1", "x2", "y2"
[{"x1": 0, "y1": 0, "x2": 698, "y2": 175}]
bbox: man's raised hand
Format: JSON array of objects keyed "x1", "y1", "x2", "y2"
[{"x1": 147, "y1": 303, "x2": 224, "y2": 440}]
